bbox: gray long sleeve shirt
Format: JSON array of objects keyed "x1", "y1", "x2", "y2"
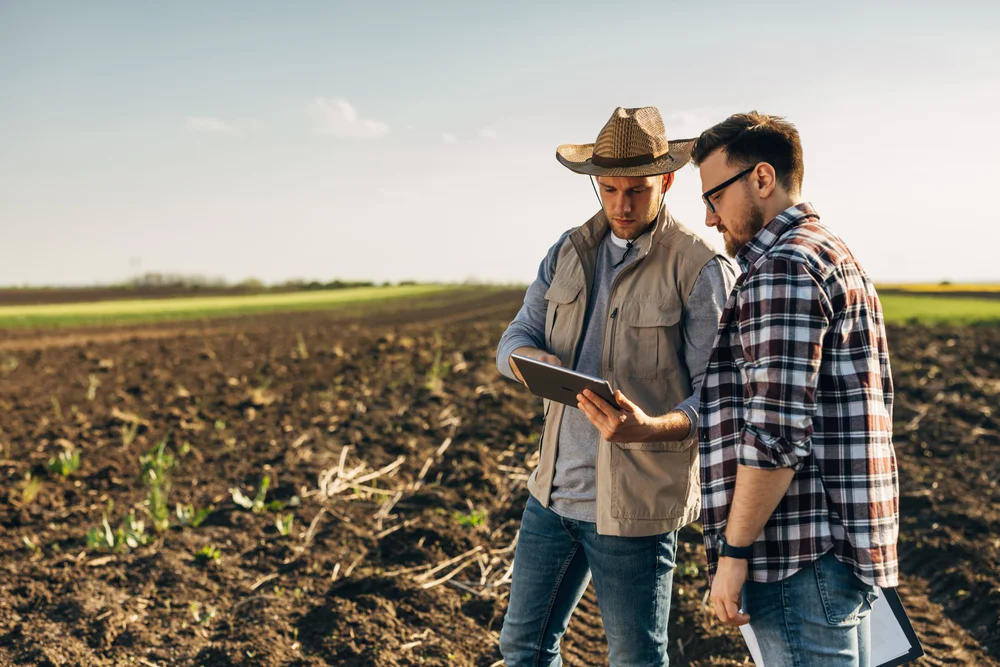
[{"x1": 497, "y1": 226, "x2": 736, "y2": 522}]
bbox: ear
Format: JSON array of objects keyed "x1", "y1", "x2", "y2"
[
  {"x1": 753, "y1": 163, "x2": 777, "y2": 199},
  {"x1": 661, "y1": 172, "x2": 675, "y2": 193}
]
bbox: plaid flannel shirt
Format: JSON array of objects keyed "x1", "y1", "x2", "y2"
[{"x1": 699, "y1": 203, "x2": 899, "y2": 587}]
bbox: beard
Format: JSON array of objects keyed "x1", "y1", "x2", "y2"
[
  {"x1": 612, "y1": 217, "x2": 657, "y2": 241},
  {"x1": 604, "y1": 210, "x2": 659, "y2": 241},
  {"x1": 725, "y1": 200, "x2": 766, "y2": 257}
]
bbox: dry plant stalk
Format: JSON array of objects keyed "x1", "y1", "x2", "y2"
[{"x1": 315, "y1": 447, "x2": 406, "y2": 500}]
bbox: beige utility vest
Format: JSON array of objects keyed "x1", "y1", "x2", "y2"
[{"x1": 526, "y1": 206, "x2": 722, "y2": 536}]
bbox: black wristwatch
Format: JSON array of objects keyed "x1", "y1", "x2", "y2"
[{"x1": 718, "y1": 535, "x2": 754, "y2": 559}]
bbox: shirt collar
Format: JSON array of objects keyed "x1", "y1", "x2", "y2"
[
  {"x1": 735, "y1": 202, "x2": 820, "y2": 272},
  {"x1": 608, "y1": 231, "x2": 631, "y2": 248}
]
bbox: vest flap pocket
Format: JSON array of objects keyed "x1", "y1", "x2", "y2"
[
  {"x1": 620, "y1": 300, "x2": 681, "y2": 327},
  {"x1": 544, "y1": 279, "x2": 584, "y2": 305},
  {"x1": 614, "y1": 438, "x2": 694, "y2": 452},
  {"x1": 615, "y1": 299, "x2": 683, "y2": 379},
  {"x1": 610, "y1": 441, "x2": 693, "y2": 519}
]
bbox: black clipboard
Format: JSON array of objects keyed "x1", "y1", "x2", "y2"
[{"x1": 873, "y1": 587, "x2": 924, "y2": 667}]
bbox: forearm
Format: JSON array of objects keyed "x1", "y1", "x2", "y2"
[
  {"x1": 724, "y1": 465, "x2": 796, "y2": 545},
  {"x1": 639, "y1": 409, "x2": 692, "y2": 442},
  {"x1": 497, "y1": 327, "x2": 545, "y2": 381},
  {"x1": 507, "y1": 345, "x2": 559, "y2": 383}
]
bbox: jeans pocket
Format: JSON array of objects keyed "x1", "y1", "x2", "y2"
[{"x1": 814, "y1": 554, "x2": 870, "y2": 625}]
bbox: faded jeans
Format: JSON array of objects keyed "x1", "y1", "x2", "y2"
[
  {"x1": 499, "y1": 495, "x2": 677, "y2": 667},
  {"x1": 742, "y1": 550, "x2": 880, "y2": 667}
]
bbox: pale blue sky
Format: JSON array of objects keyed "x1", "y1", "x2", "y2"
[{"x1": 2, "y1": 1, "x2": 997, "y2": 286}]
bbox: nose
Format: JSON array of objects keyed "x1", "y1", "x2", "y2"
[
  {"x1": 704, "y1": 206, "x2": 719, "y2": 228},
  {"x1": 610, "y1": 193, "x2": 630, "y2": 217}
]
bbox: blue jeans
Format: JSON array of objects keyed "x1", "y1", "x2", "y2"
[
  {"x1": 742, "y1": 550, "x2": 880, "y2": 667},
  {"x1": 499, "y1": 495, "x2": 677, "y2": 667}
]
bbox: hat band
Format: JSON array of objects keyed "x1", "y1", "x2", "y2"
[{"x1": 591, "y1": 151, "x2": 668, "y2": 168}]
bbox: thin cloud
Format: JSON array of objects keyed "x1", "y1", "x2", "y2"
[
  {"x1": 309, "y1": 97, "x2": 389, "y2": 138},
  {"x1": 184, "y1": 117, "x2": 264, "y2": 137},
  {"x1": 663, "y1": 111, "x2": 712, "y2": 140},
  {"x1": 185, "y1": 117, "x2": 239, "y2": 135},
  {"x1": 479, "y1": 127, "x2": 498, "y2": 139},
  {"x1": 442, "y1": 132, "x2": 458, "y2": 143}
]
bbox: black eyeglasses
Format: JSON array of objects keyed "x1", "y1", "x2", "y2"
[{"x1": 701, "y1": 165, "x2": 755, "y2": 214}]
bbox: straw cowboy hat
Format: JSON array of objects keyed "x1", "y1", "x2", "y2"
[{"x1": 556, "y1": 107, "x2": 696, "y2": 177}]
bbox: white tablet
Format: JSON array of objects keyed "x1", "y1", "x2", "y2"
[{"x1": 511, "y1": 353, "x2": 620, "y2": 410}]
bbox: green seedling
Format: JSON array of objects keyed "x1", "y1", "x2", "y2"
[
  {"x1": 423, "y1": 330, "x2": 452, "y2": 392},
  {"x1": 121, "y1": 418, "x2": 140, "y2": 449},
  {"x1": 266, "y1": 495, "x2": 300, "y2": 512},
  {"x1": 86, "y1": 510, "x2": 151, "y2": 552},
  {"x1": 50, "y1": 396, "x2": 63, "y2": 421},
  {"x1": 47, "y1": 449, "x2": 81, "y2": 477},
  {"x1": 275, "y1": 513, "x2": 294, "y2": 536},
  {"x1": 21, "y1": 536, "x2": 39, "y2": 553},
  {"x1": 140, "y1": 438, "x2": 175, "y2": 533},
  {"x1": 454, "y1": 508, "x2": 488, "y2": 529},
  {"x1": 231, "y1": 475, "x2": 298, "y2": 513},
  {"x1": 21, "y1": 475, "x2": 42, "y2": 505},
  {"x1": 231, "y1": 475, "x2": 270, "y2": 512},
  {"x1": 121, "y1": 510, "x2": 151, "y2": 548},
  {"x1": 86, "y1": 516, "x2": 115, "y2": 552},
  {"x1": 176, "y1": 503, "x2": 212, "y2": 528},
  {"x1": 189, "y1": 602, "x2": 216, "y2": 625},
  {"x1": 194, "y1": 545, "x2": 222, "y2": 563}
]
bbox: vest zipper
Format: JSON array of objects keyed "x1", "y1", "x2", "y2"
[
  {"x1": 604, "y1": 259, "x2": 642, "y2": 375},
  {"x1": 607, "y1": 307, "x2": 619, "y2": 371}
]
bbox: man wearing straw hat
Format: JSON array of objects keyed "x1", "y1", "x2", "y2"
[{"x1": 495, "y1": 107, "x2": 736, "y2": 666}]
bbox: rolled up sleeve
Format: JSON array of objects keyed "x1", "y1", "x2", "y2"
[{"x1": 735, "y1": 258, "x2": 830, "y2": 470}]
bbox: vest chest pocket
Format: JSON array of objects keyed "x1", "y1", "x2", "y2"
[
  {"x1": 616, "y1": 300, "x2": 683, "y2": 379},
  {"x1": 543, "y1": 278, "x2": 584, "y2": 356}
]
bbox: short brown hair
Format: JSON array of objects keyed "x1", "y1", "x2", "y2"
[{"x1": 691, "y1": 112, "x2": 804, "y2": 193}]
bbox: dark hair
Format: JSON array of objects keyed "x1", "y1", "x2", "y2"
[{"x1": 691, "y1": 112, "x2": 804, "y2": 193}]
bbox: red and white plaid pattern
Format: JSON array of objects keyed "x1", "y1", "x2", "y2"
[{"x1": 699, "y1": 203, "x2": 899, "y2": 587}]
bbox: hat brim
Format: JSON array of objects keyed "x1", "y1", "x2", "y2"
[{"x1": 555, "y1": 138, "x2": 696, "y2": 177}]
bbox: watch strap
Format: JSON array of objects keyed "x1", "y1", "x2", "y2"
[{"x1": 719, "y1": 536, "x2": 754, "y2": 559}]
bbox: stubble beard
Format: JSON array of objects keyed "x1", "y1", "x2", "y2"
[{"x1": 726, "y1": 201, "x2": 766, "y2": 257}]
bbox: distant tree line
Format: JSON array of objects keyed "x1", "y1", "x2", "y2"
[
  {"x1": 121, "y1": 272, "x2": 404, "y2": 291},
  {"x1": 125, "y1": 273, "x2": 229, "y2": 289},
  {"x1": 279, "y1": 278, "x2": 381, "y2": 291}
]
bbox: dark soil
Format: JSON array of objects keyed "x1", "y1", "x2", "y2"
[{"x1": 0, "y1": 292, "x2": 996, "y2": 666}]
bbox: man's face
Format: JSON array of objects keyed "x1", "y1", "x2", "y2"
[
  {"x1": 698, "y1": 149, "x2": 765, "y2": 257},
  {"x1": 596, "y1": 175, "x2": 666, "y2": 240}
]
